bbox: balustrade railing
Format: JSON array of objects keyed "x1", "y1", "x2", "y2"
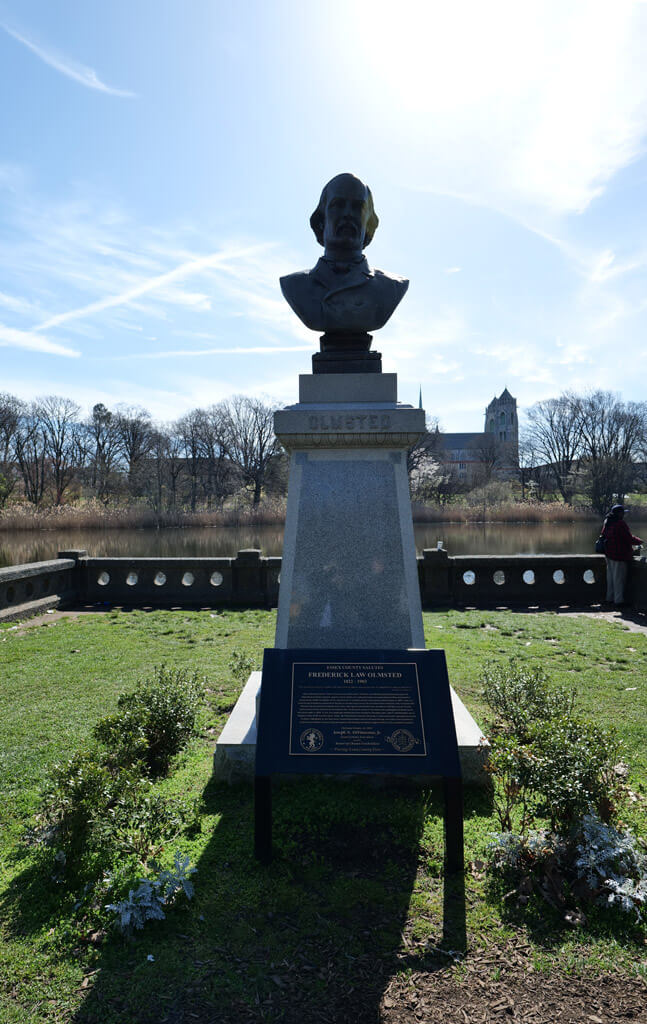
[{"x1": 1, "y1": 547, "x2": 645, "y2": 622}]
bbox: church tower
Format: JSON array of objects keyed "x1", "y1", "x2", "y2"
[{"x1": 485, "y1": 388, "x2": 518, "y2": 454}]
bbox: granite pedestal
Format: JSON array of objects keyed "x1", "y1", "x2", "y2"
[
  {"x1": 274, "y1": 372, "x2": 425, "y2": 649},
  {"x1": 214, "y1": 371, "x2": 489, "y2": 783}
]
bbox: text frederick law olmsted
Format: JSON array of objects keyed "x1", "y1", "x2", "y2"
[{"x1": 289, "y1": 662, "x2": 426, "y2": 756}]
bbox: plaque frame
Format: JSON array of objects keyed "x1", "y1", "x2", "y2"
[{"x1": 254, "y1": 648, "x2": 464, "y2": 872}]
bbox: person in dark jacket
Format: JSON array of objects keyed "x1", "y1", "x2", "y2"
[{"x1": 602, "y1": 504, "x2": 642, "y2": 606}]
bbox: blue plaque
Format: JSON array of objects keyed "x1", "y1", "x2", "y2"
[
  {"x1": 256, "y1": 648, "x2": 461, "y2": 778},
  {"x1": 254, "y1": 649, "x2": 463, "y2": 869}
]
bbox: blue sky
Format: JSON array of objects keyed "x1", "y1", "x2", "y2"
[{"x1": 2, "y1": 0, "x2": 647, "y2": 432}]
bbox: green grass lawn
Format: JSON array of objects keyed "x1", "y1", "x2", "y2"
[{"x1": 0, "y1": 608, "x2": 645, "y2": 1023}]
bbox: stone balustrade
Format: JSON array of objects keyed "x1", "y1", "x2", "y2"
[
  {"x1": 0, "y1": 556, "x2": 78, "y2": 621},
  {"x1": 1, "y1": 547, "x2": 646, "y2": 623},
  {"x1": 80, "y1": 549, "x2": 281, "y2": 609}
]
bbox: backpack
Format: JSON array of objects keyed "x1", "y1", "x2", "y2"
[{"x1": 595, "y1": 535, "x2": 606, "y2": 554}]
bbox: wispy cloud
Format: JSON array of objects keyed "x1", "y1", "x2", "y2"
[
  {"x1": 33, "y1": 244, "x2": 274, "y2": 332},
  {"x1": 0, "y1": 290, "x2": 38, "y2": 315},
  {"x1": 1, "y1": 23, "x2": 135, "y2": 97},
  {"x1": 114, "y1": 344, "x2": 313, "y2": 360},
  {"x1": 0, "y1": 323, "x2": 79, "y2": 357}
]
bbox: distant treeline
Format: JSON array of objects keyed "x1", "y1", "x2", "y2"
[
  {"x1": 1, "y1": 388, "x2": 646, "y2": 519},
  {"x1": 0, "y1": 393, "x2": 285, "y2": 513},
  {"x1": 410, "y1": 390, "x2": 647, "y2": 514}
]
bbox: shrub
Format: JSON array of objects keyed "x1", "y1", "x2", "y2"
[
  {"x1": 574, "y1": 813, "x2": 647, "y2": 920},
  {"x1": 106, "y1": 851, "x2": 196, "y2": 934},
  {"x1": 482, "y1": 659, "x2": 574, "y2": 742},
  {"x1": 531, "y1": 717, "x2": 623, "y2": 828},
  {"x1": 229, "y1": 650, "x2": 255, "y2": 684},
  {"x1": 487, "y1": 813, "x2": 647, "y2": 924},
  {"x1": 39, "y1": 749, "x2": 198, "y2": 877},
  {"x1": 94, "y1": 665, "x2": 206, "y2": 775},
  {"x1": 40, "y1": 750, "x2": 146, "y2": 868},
  {"x1": 482, "y1": 659, "x2": 625, "y2": 832}
]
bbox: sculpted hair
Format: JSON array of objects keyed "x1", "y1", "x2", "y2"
[{"x1": 310, "y1": 175, "x2": 379, "y2": 248}]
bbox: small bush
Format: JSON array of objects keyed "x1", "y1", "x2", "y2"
[
  {"x1": 94, "y1": 665, "x2": 206, "y2": 775},
  {"x1": 106, "y1": 851, "x2": 196, "y2": 934},
  {"x1": 482, "y1": 659, "x2": 637, "y2": 927},
  {"x1": 482, "y1": 659, "x2": 574, "y2": 741},
  {"x1": 39, "y1": 749, "x2": 198, "y2": 877},
  {"x1": 531, "y1": 717, "x2": 623, "y2": 828},
  {"x1": 487, "y1": 813, "x2": 647, "y2": 924},
  {"x1": 482, "y1": 659, "x2": 624, "y2": 832},
  {"x1": 40, "y1": 750, "x2": 146, "y2": 868},
  {"x1": 37, "y1": 666, "x2": 206, "y2": 880}
]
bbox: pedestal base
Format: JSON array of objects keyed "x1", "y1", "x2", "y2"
[
  {"x1": 312, "y1": 349, "x2": 382, "y2": 374},
  {"x1": 213, "y1": 672, "x2": 490, "y2": 785}
]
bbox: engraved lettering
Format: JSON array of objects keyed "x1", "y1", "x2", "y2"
[
  {"x1": 369, "y1": 415, "x2": 378, "y2": 428},
  {"x1": 308, "y1": 415, "x2": 318, "y2": 429},
  {"x1": 381, "y1": 414, "x2": 391, "y2": 428},
  {"x1": 356, "y1": 415, "x2": 367, "y2": 428},
  {"x1": 345, "y1": 416, "x2": 356, "y2": 430},
  {"x1": 330, "y1": 415, "x2": 342, "y2": 430}
]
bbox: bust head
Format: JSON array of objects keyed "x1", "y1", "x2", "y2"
[{"x1": 309, "y1": 173, "x2": 379, "y2": 255}]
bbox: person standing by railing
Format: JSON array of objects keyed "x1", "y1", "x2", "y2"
[{"x1": 601, "y1": 505, "x2": 642, "y2": 607}]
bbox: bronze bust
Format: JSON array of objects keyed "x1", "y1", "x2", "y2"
[{"x1": 280, "y1": 173, "x2": 408, "y2": 372}]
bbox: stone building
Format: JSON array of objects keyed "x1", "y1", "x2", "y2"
[{"x1": 434, "y1": 388, "x2": 519, "y2": 484}]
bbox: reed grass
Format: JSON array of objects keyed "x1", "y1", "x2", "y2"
[
  {"x1": 411, "y1": 500, "x2": 597, "y2": 524},
  {"x1": 0, "y1": 499, "x2": 287, "y2": 532},
  {"x1": 0, "y1": 497, "x2": 603, "y2": 532}
]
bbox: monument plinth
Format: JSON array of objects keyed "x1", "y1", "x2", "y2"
[{"x1": 274, "y1": 372, "x2": 425, "y2": 650}]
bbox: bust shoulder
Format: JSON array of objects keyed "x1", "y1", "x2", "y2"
[
  {"x1": 279, "y1": 270, "x2": 320, "y2": 300},
  {"x1": 279, "y1": 270, "x2": 326, "y2": 331},
  {"x1": 371, "y1": 269, "x2": 409, "y2": 300}
]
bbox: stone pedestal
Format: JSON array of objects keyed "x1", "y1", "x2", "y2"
[
  {"x1": 213, "y1": 371, "x2": 489, "y2": 783},
  {"x1": 273, "y1": 373, "x2": 425, "y2": 649}
]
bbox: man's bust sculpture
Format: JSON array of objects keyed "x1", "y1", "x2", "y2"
[{"x1": 280, "y1": 173, "x2": 408, "y2": 371}]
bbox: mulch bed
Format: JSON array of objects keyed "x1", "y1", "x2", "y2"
[
  {"x1": 381, "y1": 950, "x2": 646, "y2": 1023},
  {"x1": 143, "y1": 941, "x2": 646, "y2": 1024}
]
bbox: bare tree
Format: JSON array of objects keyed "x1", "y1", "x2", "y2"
[
  {"x1": 199, "y1": 404, "x2": 237, "y2": 509},
  {"x1": 36, "y1": 396, "x2": 83, "y2": 505},
  {"x1": 524, "y1": 394, "x2": 583, "y2": 503},
  {"x1": 13, "y1": 402, "x2": 48, "y2": 506},
  {"x1": 221, "y1": 396, "x2": 280, "y2": 506},
  {"x1": 164, "y1": 426, "x2": 186, "y2": 512},
  {"x1": 175, "y1": 409, "x2": 204, "y2": 512},
  {"x1": 85, "y1": 403, "x2": 123, "y2": 503},
  {"x1": 0, "y1": 393, "x2": 22, "y2": 507},
  {"x1": 115, "y1": 405, "x2": 154, "y2": 497},
  {"x1": 472, "y1": 437, "x2": 504, "y2": 486},
  {"x1": 576, "y1": 391, "x2": 647, "y2": 512}
]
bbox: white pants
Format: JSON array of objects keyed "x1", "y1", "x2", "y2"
[{"x1": 606, "y1": 559, "x2": 628, "y2": 604}]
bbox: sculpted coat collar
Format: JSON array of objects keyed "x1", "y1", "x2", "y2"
[{"x1": 311, "y1": 256, "x2": 374, "y2": 302}]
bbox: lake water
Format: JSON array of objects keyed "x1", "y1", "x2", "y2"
[{"x1": 1, "y1": 520, "x2": 638, "y2": 568}]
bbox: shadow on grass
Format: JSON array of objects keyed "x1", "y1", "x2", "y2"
[{"x1": 66, "y1": 776, "x2": 466, "y2": 1024}]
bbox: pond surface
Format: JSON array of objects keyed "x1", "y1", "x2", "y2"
[{"x1": 2, "y1": 520, "x2": 639, "y2": 568}]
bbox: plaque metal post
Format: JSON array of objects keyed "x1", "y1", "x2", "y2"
[
  {"x1": 254, "y1": 775, "x2": 272, "y2": 864},
  {"x1": 443, "y1": 776, "x2": 464, "y2": 873}
]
